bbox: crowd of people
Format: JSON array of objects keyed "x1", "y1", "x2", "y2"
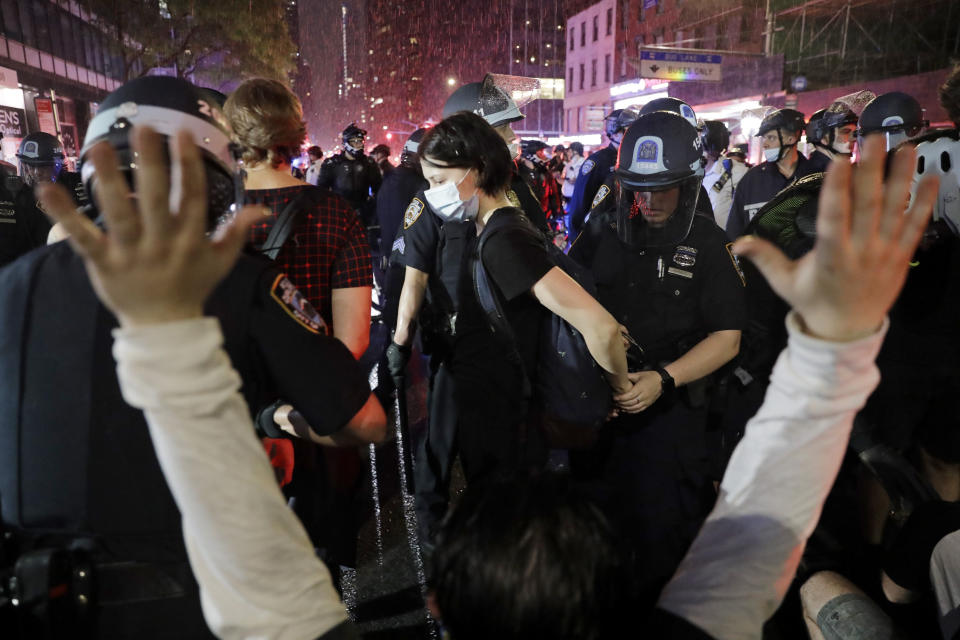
[{"x1": 0, "y1": 64, "x2": 958, "y2": 640}]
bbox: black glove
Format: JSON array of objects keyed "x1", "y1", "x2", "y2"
[{"x1": 386, "y1": 341, "x2": 411, "y2": 384}]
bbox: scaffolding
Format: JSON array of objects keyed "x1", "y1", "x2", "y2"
[{"x1": 771, "y1": 0, "x2": 960, "y2": 89}]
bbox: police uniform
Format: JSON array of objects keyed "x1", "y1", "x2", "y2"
[
  {"x1": 806, "y1": 148, "x2": 832, "y2": 173},
  {"x1": 375, "y1": 165, "x2": 427, "y2": 327},
  {"x1": 0, "y1": 242, "x2": 370, "y2": 638},
  {"x1": 316, "y1": 152, "x2": 383, "y2": 216},
  {"x1": 567, "y1": 144, "x2": 618, "y2": 239},
  {"x1": 571, "y1": 213, "x2": 746, "y2": 599},
  {"x1": 0, "y1": 171, "x2": 87, "y2": 267},
  {"x1": 397, "y1": 190, "x2": 474, "y2": 547},
  {"x1": 508, "y1": 168, "x2": 549, "y2": 234},
  {"x1": 724, "y1": 153, "x2": 815, "y2": 239}
]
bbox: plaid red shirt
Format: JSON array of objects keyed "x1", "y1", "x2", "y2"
[{"x1": 246, "y1": 185, "x2": 372, "y2": 325}]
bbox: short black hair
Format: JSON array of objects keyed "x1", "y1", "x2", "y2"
[
  {"x1": 371, "y1": 143, "x2": 391, "y2": 156},
  {"x1": 432, "y1": 473, "x2": 636, "y2": 640},
  {"x1": 419, "y1": 111, "x2": 514, "y2": 194},
  {"x1": 939, "y1": 64, "x2": 960, "y2": 128},
  {"x1": 307, "y1": 145, "x2": 322, "y2": 157}
]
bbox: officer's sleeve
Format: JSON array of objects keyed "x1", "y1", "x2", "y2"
[
  {"x1": 568, "y1": 158, "x2": 601, "y2": 235},
  {"x1": 316, "y1": 159, "x2": 334, "y2": 189},
  {"x1": 484, "y1": 224, "x2": 554, "y2": 301},
  {"x1": 698, "y1": 231, "x2": 747, "y2": 333},
  {"x1": 398, "y1": 193, "x2": 438, "y2": 273},
  {"x1": 368, "y1": 158, "x2": 382, "y2": 194},
  {"x1": 249, "y1": 268, "x2": 371, "y2": 435},
  {"x1": 724, "y1": 175, "x2": 748, "y2": 240},
  {"x1": 696, "y1": 185, "x2": 714, "y2": 219},
  {"x1": 511, "y1": 172, "x2": 549, "y2": 234}
]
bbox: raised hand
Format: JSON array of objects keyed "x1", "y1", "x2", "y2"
[
  {"x1": 38, "y1": 126, "x2": 262, "y2": 328},
  {"x1": 733, "y1": 135, "x2": 939, "y2": 342}
]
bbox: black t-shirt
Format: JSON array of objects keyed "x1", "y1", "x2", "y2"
[
  {"x1": 451, "y1": 208, "x2": 553, "y2": 414},
  {"x1": 584, "y1": 214, "x2": 746, "y2": 363}
]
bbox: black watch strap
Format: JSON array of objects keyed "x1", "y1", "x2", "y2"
[{"x1": 655, "y1": 367, "x2": 675, "y2": 393}]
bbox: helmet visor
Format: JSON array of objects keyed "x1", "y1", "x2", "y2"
[{"x1": 615, "y1": 177, "x2": 701, "y2": 247}]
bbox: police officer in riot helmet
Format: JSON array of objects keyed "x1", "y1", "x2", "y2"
[
  {"x1": 725, "y1": 108, "x2": 815, "y2": 239},
  {"x1": 569, "y1": 110, "x2": 745, "y2": 600},
  {"x1": 806, "y1": 98, "x2": 863, "y2": 172},
  {"x1": 0, "y1": 75, "x2": 384, "y2": 639},
  {"x1": 567, "y1": 108, "x2": 637, "y2": 240},
  {"x1": 639, "y1": 98, "x2": 714, "y2": 220},
  {"x1": 317, "y1": 122, "x2": 383, "y2": 215},
  {"x1": 441, "y1": 74, "x2": 548, "y2": 234},
  {"x1": 858, "y1": 91, "x2": 928, "y2": 152},
  {"x1": 700, "y1": 120, "x2": 746, "y2": 230},
  {"x1": 0, "y1": 132, "x2": 87, "y2": 264}
]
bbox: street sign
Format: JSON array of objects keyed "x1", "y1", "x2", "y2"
[
  {"x1": 0, "y1": 105, "x2": 26, "y2": 137},
  {"x1": 639, "y1": 49, "x2": 722, "y2": 82},
  {"x1": 585, "y1": 106, "x2": 607, "y2": 131}
]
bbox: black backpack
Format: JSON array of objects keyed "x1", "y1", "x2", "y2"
[{"x1": 472, "y1": 209, "x2": 612, "y2": 448}]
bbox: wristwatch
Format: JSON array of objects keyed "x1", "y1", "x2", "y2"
[{"x1": 654, "y1": 366, "x2": 675, "y2": 394}]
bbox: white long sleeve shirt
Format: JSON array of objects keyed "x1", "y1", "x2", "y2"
[{"x1": 113, "y1": 312, "x2": 885, "y2": 640}]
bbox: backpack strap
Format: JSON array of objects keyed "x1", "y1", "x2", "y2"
[{"x1": 258, "y1": 192, "x2": 309, "y2": 260}]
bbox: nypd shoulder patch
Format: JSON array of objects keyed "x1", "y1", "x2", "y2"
[
  {"x1": 591, "y1": 184, "x2": 610, "y2": 209},
  {"x1": 581, "y1": 159, "x2": 595, "y2": 174},
  {"x1": 270, "y1": 274, "x2": 329, "y2": 335},
  {"x1": 725, "y1": 242, "x2": 747, "y2": 287},
  {"x1": 403, "y1": 198, "x2": 425, "y2": 229}
]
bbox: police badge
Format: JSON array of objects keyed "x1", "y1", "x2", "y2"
[
  {"x1": 673, "y1": 245, "x2": 697, "y2": 268},
  {"x1": 636, "y1": 140, "x2": 659, "y2": 163},
  {"x1": 581, "y1": 159, "x2": 595, "y2": 174},
  {"x1": 403, "y1": 198, "x2": 424, "y2": 229},
  {"x1": 591, "y1": 184, "x2": 610, "y2": 209}
]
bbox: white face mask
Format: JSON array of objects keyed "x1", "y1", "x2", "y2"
[
  {"x1": 424, "y1": 168, "x2": 479, "y2": 222},
  {"x1": 507, "y1": 141, "x2": 520, "y2": 159},
  {"x1": 832, "y1": 140, "x2": 853, "y2": 155},
  {"x1": 763, "y1": 147, "x2": 781, "y2": 163}
]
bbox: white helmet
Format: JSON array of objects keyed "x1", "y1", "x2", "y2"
[{"x1": 912, "y1": 129, "x2": 960, "y2": 236}]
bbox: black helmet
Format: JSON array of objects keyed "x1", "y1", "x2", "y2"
[
  {"x1": 701, "y1": 120, "x2": 730, "y2": 156},
  {"x1": 521, "y1": 139, "x2": 549, "y2": 161},
  {"x1": 80, "y1": 75, "x2": 239, "y2": 227},
  {"x1": 17, "y1": 132, "x2": 64, "y2": 165},
  {"x1": 569, "y1": 141, "x2": 584, "y2": 155},
  {"x1": 614, "y1": 111, "x2": 704, "y2": 247},
  {"x1": 758, "y1": 108, "x2": 805, "y2": 137},
  {"x1": 758, "y1": 108, "x2": 805, "y2": 162},
  {"x1": 443, "y1": 75, "x2": 524, "y2": 129},
  {"x1": 342, "y1": 123, "x2": 366, "y2": 155},
  {"x1": 858, "y1": 92, "x2": 928, "y2": 150},
  {"x1": 727, "y1": 143, "x2": 749, "y2": 160},
  {"x1": 805, "y1": 109, "x2": 826, "y2": 145},
  {"x1": 400, "y1": 127, "x2": 427, "y2": 168},
  {"x1": 603, "y1": 108, "x2": 638, "y2": 140},
  {"x1": 640, "y1": 97, "x2": 698, "y2": 129}
]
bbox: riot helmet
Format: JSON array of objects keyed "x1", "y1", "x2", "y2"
[
  {"x1": 342, "y1": 123, "x2": 367, "y2": 156},
  {"x1": 17, "y1": 131, "x2": 65, "y2": 186},
  {"x1": 701, "y1": 120, "x2": 730, "y2": 157},
  {"x1": 603, "y1": 108, "x2": 638, "y2": 146},
  {"x1": 757, "y1": 108, "x2": 805, "y2": 163},
  {"x1": 815, "y1": 90, "x2": 875, "y2": 156},
  {"x1": 859, "y1": 92, "x2": 928, "y2": 151},
  {"x1": 80, "y1": 75, "x2": 239, "y2": 228},
  {"x1": 912, "y1": 128, "x2": 960, "y2": 237},
  {"x1": 521, "y1": 139, "x2": 549, "y2": 163},
  {"x1": 400, "y1": 127, "x2": 427, "y2": 168},
  {"x1": 443, "y1": 74, "x2": 526, "y2": 129},
  {"x1": 805, "y1": 109, "x2": 826, "y2": 147},
  {"x1": 614, "y1": 111, "x2": 705, "y2": 247},
  {"x1": 640, "y1": 97, "x2": 699, "y2": 130}
]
